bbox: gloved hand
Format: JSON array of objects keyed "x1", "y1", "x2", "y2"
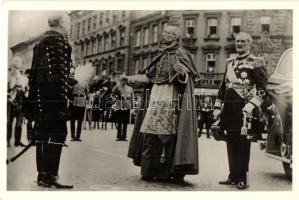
[
  {"x1": 243, "y1": 102, "x2": 255, "y2": 114},
  {"x1": 213, "y1": 108, "x2": 222, "y2": 120}
]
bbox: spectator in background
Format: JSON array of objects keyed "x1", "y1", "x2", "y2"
[
  {"x1": 69, "y1": 82, "x2": 88, "y2": 142},
  {"x1": 24, "y1": 69, "x2": 34, "y2": 142},
  {"x1": 7, "y1": 56, "x2": 28, "y2": 147},
  {"x1": 198, "y1": 96, "x2": 213, "y2": 138},
  {"x1": 112, "y1": 76, "x2": 134, "y2": 141},
  {"x1": 84, "y1": 88, "x2": 94, "y2": 131}
]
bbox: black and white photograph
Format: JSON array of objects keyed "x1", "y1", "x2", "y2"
[{"x1": 2, "y1": 0, "x2": 297, "y2": 197}]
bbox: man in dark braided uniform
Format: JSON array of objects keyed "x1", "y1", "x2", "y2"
[
  {"x1": 213, "y1": 32, "x2": 269, "y2": 189},
  {"x1": 27, "y1": 12, "x2": 76, "y2": 189}
]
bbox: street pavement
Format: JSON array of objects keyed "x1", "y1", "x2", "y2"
[{"x1": 6, "y1": 123, "x2": 292, "y2": 191}]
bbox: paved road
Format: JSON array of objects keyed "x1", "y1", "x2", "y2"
[{"x1": 7, "y1": 123, "x2": 291, "y2": 191}]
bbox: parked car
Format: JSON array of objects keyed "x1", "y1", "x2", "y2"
[{"x1": 263, "y1": 48, "x2": 292, "y2": 180}]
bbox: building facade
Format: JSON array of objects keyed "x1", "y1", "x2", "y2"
[
  {"x1": 10, "y1": 33, "x2": 43, "y2": 71},
  {"x1": 69, "y1": 10, "x2": 132, "y2": 76},
  {"x1": 129, "y1": 10, "x2": 293, "y2": 89},
  {"x1": 10, "y1": 10, "x2": 293, "y2": 89}
]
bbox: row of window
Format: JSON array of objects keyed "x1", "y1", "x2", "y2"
[
  {"x1": 132, "y1": 52, "x2": 237, "y2": 75},
  {"x1": 134, "y1": 21, "x2": 168, "y2": 47},
  {"x1": 75, "y1": 11, "x2": 127, "y2": 38},
  {"x1": 184, "y1": 16, "x2": 271, "y2": 39},
  {"x1": 79, "y1": 28, "x2": 126, "y2": 57},
  {"x1": 93, "y1": 55, "x2": 126, "y2": 75},
  {"x1": 132, "y1": 16, "x2": 271, "y2": 48}
]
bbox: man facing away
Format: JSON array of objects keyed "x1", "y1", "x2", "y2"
[
  {"x1": 27, "y1": 12, "x2": 76, "y2": 189},
  {"x1": 127, "y1": 26, "x2": 199, "y2": 184}
]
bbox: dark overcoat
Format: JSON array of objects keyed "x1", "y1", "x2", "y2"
[{"x1": 27, "y1": 30, "x2": 75, "y2": 122}]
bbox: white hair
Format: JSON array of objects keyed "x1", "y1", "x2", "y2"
[
  {"x1": 236, "y1": 32, "x2": 253, "y2": 45},
  {"x1": 48, "y1": 11, "x2": 69, "y2": 28},
  {"x1": 165, "y1": 26, "x2": 182, "y2": 41}
]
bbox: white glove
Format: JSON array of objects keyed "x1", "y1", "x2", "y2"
[
  {"x1": 213, "y1": 108, "x2": 222, "y2": 120},
  {"x1": 243, "y1": 102, "x2": 255, "y2": 114}
]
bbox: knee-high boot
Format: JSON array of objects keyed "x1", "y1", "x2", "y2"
[
  {"x1": 36, "y1": 142, "x2": 49, "y2": 185},
  {"x1": 14, "y1": 126, "x2": 22, "y2": 145},
  {"x1": 46, "y1": 143, "x2": 63, "y2": 176}
]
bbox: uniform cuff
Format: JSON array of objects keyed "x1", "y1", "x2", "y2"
[{"x1": 250, "y1": 96, "x2": 263, "y2": 107}]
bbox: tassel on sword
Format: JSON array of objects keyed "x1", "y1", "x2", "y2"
[{"x1": 241, "y1": 112, "x2": 254, "y2": 140}]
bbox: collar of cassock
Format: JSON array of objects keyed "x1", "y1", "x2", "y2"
[{"x1": 158, "y1": 42, "x2": 179, "y2": 53}]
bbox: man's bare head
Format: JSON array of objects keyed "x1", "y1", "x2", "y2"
[
  {"x1": 48, "y1": 11, "x2": 71, "y2": 37},
  {"x1": 235, "y1": 32, "x2": 252, "y2": 55},
  {"x1": 160, "y1": 26, "x2": 181, "y2": 46}
]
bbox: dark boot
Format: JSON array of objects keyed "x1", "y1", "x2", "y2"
[
  {"x1": 47, "y1": 175, "x2": 73, "y2": 189},
  {"x1": 172, "y1": 175, "x2": 185, "y2": 184},
  {"x1": 7, "y1": 121, "x2": 13, "y2": 146},
  {"x1": 36, "y1": 142, "x2": 48, "y2": 174},
  {"x1": 116, "y1": 123, "x2": 122, "y2": 140},
  {"x1": 36, "y1": 142, "x2": 49, "y2": 187},
  {"x1": 70, "y1": 119, "x2": 76, "y2": 140},
  {"x1": 141, "y1": 176, "x2": 154, "y2": 182},
  {"x1": 15, "y1": 127, "x2": 25, "y2": 146},
  {"x1": 206, "y1": 130, "x2": 210, "y2": 139},
  {"x1": 37, "y1": 172, "x2": 49, "y2": 187},
  {"x1": 219, "y1": 174, "x2": 237, "y2": 185},
  {"x1": 46, "y1": 143, "x2": 63, "y2": 177},
  {"x1": 237, "y1": 172, "x2": 249, "y2": 190},
  {"x1": 27, "y1": 121, "x2": 33, "y2": 141},
  {"x1": 122, "y1": 123, "x2": 127, "y2": 140},
  {"x1": 76, "y1": 119, "x2": 83, "y2": 140}
]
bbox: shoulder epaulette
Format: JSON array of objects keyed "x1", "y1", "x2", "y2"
[{"x1": 250, "y1": 55, "x2": 266, "y2": 67}]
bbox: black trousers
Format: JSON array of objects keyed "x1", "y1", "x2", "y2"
[
  {"x1": 70, "y1": 106, "x2": 85, "y2": 139},
  {"x1": 27, "y1": 120, "x2": 34, "y2": 141},
  {"x1": 226, "y1": 134, "x2": 251, "y2": 183},
  {"x1": 36, "y1": 120, "x2": 67, "y2": 176},
  {"x1": 115, "y1": 110, "x2": 130, "y2": 140},
  {"x1": 198, "y1": 110, "x2": 212, "y2": 137},
  {"x1": 117, "y1": 123, "x2": 127, "y2": 140}
]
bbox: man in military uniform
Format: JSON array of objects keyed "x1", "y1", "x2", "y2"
[
  {"x1": 112, "y1": 76, "x2": 134, "y2": 141},
  {"x1": 27, "y1": 12, "x2": 76, "y2": 189},
  {"x1": 213, "y1": 32, "x2": 268, "y2": 189},
  {"x1": 69, "y1": 81, "x2": 88, "y2": 142}
]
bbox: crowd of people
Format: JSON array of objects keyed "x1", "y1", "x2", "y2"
[
  {"x1": 7, "y1": 60, "x2": 135, "y2": 146},
  {"x1": 7, "y1": 11, "x2": 269, "y2": 190}
]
